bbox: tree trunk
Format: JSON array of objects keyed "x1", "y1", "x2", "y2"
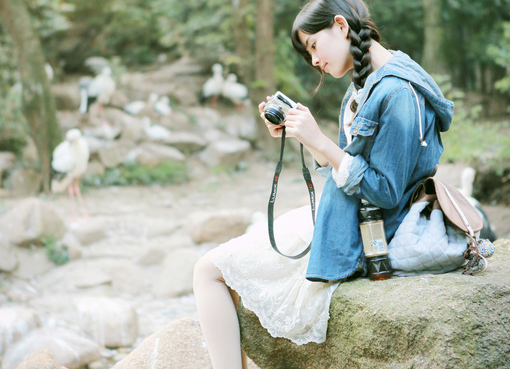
[
  {"x1": 422, "y1": 0, "x2": 447, "y2": 75},
  {"x1": 254, "y1": 0, "x2": 278, "y2": 153},
  {"x1": 232, "y1": 0, "x2": 252, "y2": 84},
  {"x1": 0, "y1": 0, "x2": 62, "y2": 193}
]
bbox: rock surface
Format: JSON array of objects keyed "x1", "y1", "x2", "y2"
[
  {"x1": 238, "y1": 248, "x2": 510, "y2": 369},
  {"x1": 75, "y1": 297, "x2": 138, "y2": 348},
  {"x1": 111, "y1": 317, "x2": 212, "y2": 369},
  {"x1": 13, "y1": 349, "x2": 67, "y2": 369},
  {"x1": 2, "y1": 327, "x2": 100, "y2": 369},
  {"x1": 0, "y1": 198, "x2": 66, "y2": 246}
]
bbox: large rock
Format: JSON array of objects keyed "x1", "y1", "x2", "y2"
[
  {"x1": 2, "y1": 327, "x2": 100, "y2": 369},
  {"x1": 238, "y1": 247, "x2": 510, "y2": 369},
  {"x1": 111, "y1": 318, "x2": 212, "y2": 369},
  {"x1": 162, "y1": 132, "x2": 207, "y2": 155},
  {"x1": 0, "y1": 234, "x2": 18, "y2": 272},
  {"x1": 70, "y1": 217, "x2": 109, "y2": 246},
  {"x1": 187, "y1": 209, "x2": 251, "y2": 244},
  {"x1": 198, "y1": 138, "x2": 251, "y2": 168},
  {"x1": 75, "y1": 297, "x2": 138, "y2": 348},
  {"x1": 97, "y1": 140, "x2": 135, "y2": 168},
  {"x1": 7, "y1": 169, "x2": 42, "y2": 197},
  {"x1": 0, "y1": 307, "x2": 40, "y2": 355},
  {"x1": 151, "y1": 249, "x2": 198, "y2": 298},
  {"x1": 0, "y1": 198, "x2": 66, "y2": 246},
  {"x1": 13, "y1": 349, "x2": 67, "y2": 369},
  {"x1": 10, "y1": 248, "x2": 55, "y2": 280}
]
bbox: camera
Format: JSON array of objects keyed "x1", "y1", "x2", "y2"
[{"x1": 264, "y1": 91, "x2": 297, "y2": 125}]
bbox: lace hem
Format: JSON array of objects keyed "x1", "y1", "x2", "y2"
[{"x1": 209, "y1": 206, "x2": 340, "y2": 345}]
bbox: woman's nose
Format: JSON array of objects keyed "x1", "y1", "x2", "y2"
[{"x1": 312, "y1": 55, "x2": 320, "y2": 66}]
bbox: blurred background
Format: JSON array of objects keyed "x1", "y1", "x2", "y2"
[{"x1": 0, "y1": 0, "x2": 510, "y2": 368}]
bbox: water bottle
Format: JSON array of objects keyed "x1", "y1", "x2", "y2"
[{"x1": 359, "y1": 200, "x2": 392, "y2": 280}]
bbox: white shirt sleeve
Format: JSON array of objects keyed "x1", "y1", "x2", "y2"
[{"x1": 331, "y1": 153, "x2": 354, "y2": 188}]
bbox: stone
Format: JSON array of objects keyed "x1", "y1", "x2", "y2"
[
  {"x1": 198, "y1": 138, "x2": 251, "y2": 168},
  {"x1": 138, "y1": 246, "x2": 167, "y2": 265},
  {"x1": 56, "y1": 111, "x2": 80, "y2": 132},
  {"x1": 76, "y1": 297, "x2": 138, "y2": 348},
  {"x1": 85, "y1": 160, "x2": 106, "y2": 177},
  {"x1": 97, "y1": 140, "x2": 135, "y2": 168},
  {"x1": 109, "y1": 90, "x2": 130, "y2": 110},
  {"x1": 70, "y1": 218, "x2": 109, "y2": 246},
  {"x1": 187, "y1": 209, "x2": 251, "y2": 244},
  {"x1": 11, "y1": 248, "x2": 55, "y2": 280},
  {"x1": 0, "y1": 233, "x2": 18, "y2": 272},
  {"x1": 238, "y1": 248, "x2": 510, "y2": 369},
  {"x1": 162, "y1": 132, "x2": 207, "y2": 155},
  {"x1": 110, "y1": 317, "x2": 212, "y2": 369},
  {"x1": 13, "y1": 349, "x2": 68, "y2": 369},
  {"x1": 59, "y1": 232, "x2": 83, "y2": 261},
  {"x1": 7, "y1": 169, "x2": 42, "y2": 197},
  {"x1": 74, "y1": 271, "x2": 112, "y2": 289},
  {"x1": 0, "y1": 198, "x2": 66, "y2": 246},
  {"x1": 106, "y1": 262, "x2": 148, "y2": 295},
  {"x1": 151, "y1": 248, "x2": 198, "y2": 298},
  {"x1": 139, "y1": 142, "x2": 185, "y2": 163},
  {"x1": 51, "y1": 83, "x2": 80, "y2": 110},
  {"x1": 0, "y1": 307, "x2": 40, "y2": 355},
  {"x1": 2, "y1": 327, "x2": 100, "y2": 369}
]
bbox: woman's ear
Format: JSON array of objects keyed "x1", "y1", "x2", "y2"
[{"x1": 333, "y1": 15, "x2": 349, "y2": 38}]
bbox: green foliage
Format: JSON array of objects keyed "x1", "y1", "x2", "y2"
[
  {"x1": 487, "y1": 22, "x2": 510, "y2": 110},
  {"x1": 83, "y1": 161, "x2": 189, "y2": 188},
  {"x1": 435, "y1": 74, "x2": 510, "y2": 169},
  {"x1": 43, "y1": 236, "x2": 70, "y2": 265}
]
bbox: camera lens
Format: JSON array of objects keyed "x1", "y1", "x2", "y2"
[{"x1": 264, "y1": 107, "x2": 285, "y2": 125}]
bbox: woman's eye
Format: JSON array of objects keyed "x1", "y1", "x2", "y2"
[{"x1": 311, "y1": 43, "x2": 316, "y2": 50}]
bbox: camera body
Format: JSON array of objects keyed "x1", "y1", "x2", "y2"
[{"x1": 264, "y1": 91, "x2": 297, "y2": 125}]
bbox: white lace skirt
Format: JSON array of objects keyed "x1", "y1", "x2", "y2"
[{"x1": 209, "y1": 205, "x2": 340, "y2": 345}]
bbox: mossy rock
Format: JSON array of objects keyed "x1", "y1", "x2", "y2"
[{"x1": 238, "y1": 245, "x2": 510, "y2": 369}]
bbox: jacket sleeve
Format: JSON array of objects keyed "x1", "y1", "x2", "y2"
[{"x1": 340, "y1": 86, "x2": 422, "y2": 209}]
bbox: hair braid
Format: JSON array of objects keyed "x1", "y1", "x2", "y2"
[{"x1": 348, "y1": 19, "x2": 379, "y2": 111}]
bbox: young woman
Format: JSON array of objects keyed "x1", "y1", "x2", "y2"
[{"x1": 193, "y1": 0, "x2": 453, "y2": 368}]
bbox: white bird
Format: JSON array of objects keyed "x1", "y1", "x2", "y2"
[
  {"x1": 458, "y1": 167, "x2": 497, "y2": 241},
  {"x1": 200, "y1": 63, "x2": 224, "y2": 107},
  {"x1": 51, "y1": 129, "x2": 90, "y2": 218},
  {"x1": 124, "y1": 93, "x2": 159, "y2": 119},
  {"x1": 221, "y1": 73, "x2": 249, "y2": 109},
  {"x1": 84, "y1": 56, "x2": 110, "y2": 75},
  {"x1": 142, "y1": 117, "x2": 171, "y2": 141},
  {"x1": 79, "y1": 67, "x2": 116, "y2": 114},
  {"x1": 154, "y1": 95, "x2": 172, "y2": 116}
]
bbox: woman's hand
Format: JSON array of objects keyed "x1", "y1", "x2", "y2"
[
  {"x1": 284, "y1": 103, "x2": 325, "y2": 151},
  {"x1": 258, "y1": 98, "x2": 285, "y2": 138}
]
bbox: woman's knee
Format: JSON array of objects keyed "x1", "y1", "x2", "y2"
[{"x1": 193, "y1": 251, "x2": 223, "y2": 289}]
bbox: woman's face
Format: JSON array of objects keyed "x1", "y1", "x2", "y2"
[{"x1": 298, "y1": 15, "x2": 353, "y2": 79}]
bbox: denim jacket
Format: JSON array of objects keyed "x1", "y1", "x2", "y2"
[{"x1": 306, "y1": 51, "x2": 454, "y2": 282}]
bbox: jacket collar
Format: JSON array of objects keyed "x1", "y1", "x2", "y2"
[{"x1": 353, "y1": 50, "x2": 454, "y2": 132}]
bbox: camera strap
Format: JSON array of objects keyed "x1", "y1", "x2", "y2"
[{"x1": 267, "y1": 127, "x2": 316, "y2": 259}]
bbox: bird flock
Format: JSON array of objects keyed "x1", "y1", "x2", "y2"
[{"x1": 51, "y1": 59, "x2": 251, "y2": 217}]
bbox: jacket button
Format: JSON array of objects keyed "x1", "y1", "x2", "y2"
[{"x1": 353, "y1": 128, "x2": 358, "y2": 134}]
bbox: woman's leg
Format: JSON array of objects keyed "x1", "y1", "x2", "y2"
[{"x1": 193, "y1": 251, "x2": 245, "y2": 369}]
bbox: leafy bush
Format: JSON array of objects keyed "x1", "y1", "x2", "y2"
[
  {"x1": 487, "y1": 22, "x2": 510, "y2": 112},
  {"x1": 83, "y1": 161, "x2": 189, "y2": 188},
  {"x1": 43, "y1": 236, "x2": 70, "y2": 265}
]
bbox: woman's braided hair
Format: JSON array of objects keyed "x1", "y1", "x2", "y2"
[{"x1": 291, "y1": 0, "x2": 381, "y2": 111}]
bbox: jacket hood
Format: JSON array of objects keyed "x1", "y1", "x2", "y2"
[{"x1": 358, "y1": 50, "x2": 454, "y2": 132}]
